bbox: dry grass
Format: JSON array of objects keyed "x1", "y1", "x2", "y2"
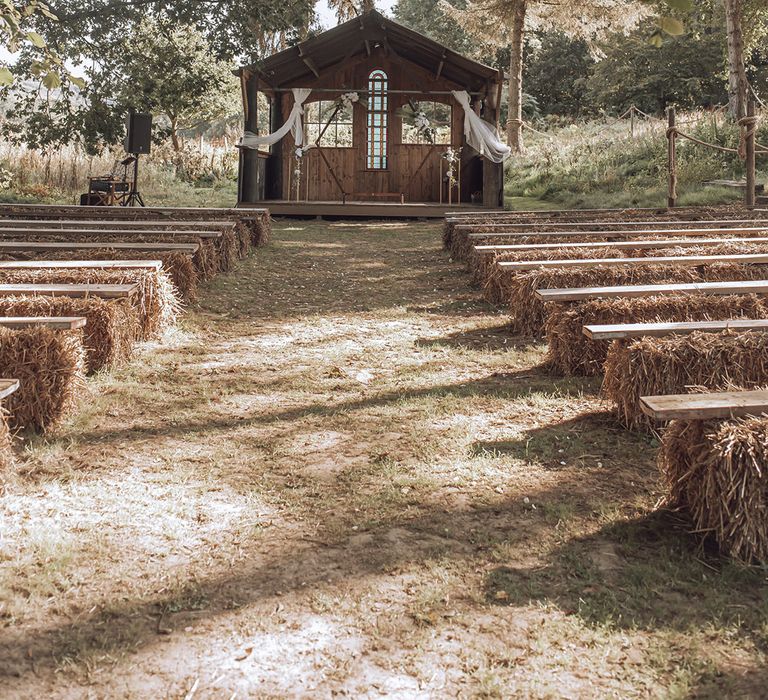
[
  {"x1": 0, "y1": 220, "x2": 765, "y2": 698},
  {"x1": 659, "y1": 415, "x2": 768, "y2": 564},
  {"x1": 545, "y1": 294, "x2": 768, "y2": 376},
  {"x1": 0, "y1": 296, "x2": 136, "y2": 372},
  {"x1": 0, "y1": 404, "x2": 13, "y2": 473},
  {"x1": 603, "y1": 331, "x2": 768, "y2": 429},
  {"x1": 0, "y1": 326, "x2": 85, "y2": 432}
]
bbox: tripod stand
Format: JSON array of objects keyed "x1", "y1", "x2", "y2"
[{"x1": 123, "y1": 153, "x2": 145, "y2": 207}]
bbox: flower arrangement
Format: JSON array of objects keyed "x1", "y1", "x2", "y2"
[
  {"x1": 336, "y1": 91, "x2": 360, "y2": 111},
  {"x1": 442, "y1": 146, "x2": 462, "y2": 188},
  {"x1": 397, "y1": 101, "x2": 437, "y2": 144}
]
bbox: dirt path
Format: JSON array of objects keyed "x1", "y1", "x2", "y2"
[{"x1": 1, "y1": 221, "x2": 766, "y2": 698}]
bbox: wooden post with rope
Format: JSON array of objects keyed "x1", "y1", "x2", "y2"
[
  {"x1": 745, "y1": 99, "x2": 756, "y2": 208},
  {"x1": 667, "y1": 106, "x2": 677, "y2": 208}
]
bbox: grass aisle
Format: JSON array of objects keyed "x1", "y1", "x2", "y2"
[{"x1": 1, "y1": 221, "x2": 766, "y2": 698}]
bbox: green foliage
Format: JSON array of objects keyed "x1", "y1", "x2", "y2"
[
  {"x1": 504, "y1": 112, "x2": 768, "y2": 209},
  {"x1": 115, "y1": 19, "x2": 240, "y2": 151}
]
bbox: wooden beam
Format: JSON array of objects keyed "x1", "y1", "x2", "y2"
[
  {"x1": 466, "y1": 226, "x2": 768, "y2": 238},
  {"x1": 640, "y1": 389, "x2": 768, "y2": 421},
  {"x1": 536, "y1": 280, "x2": 768, "y2": 303},
  {"x1": 0, "y1": 316, "x2": 87, "y2": 330},
  {"x1": 0, "y1": 284, "x2": 138, "y2": 298},
  {"x1": 457, "y1": 219, "x2": 768, "y2": 231},
  {"x1": 0, "y1": 379, "x2": 19, "y2": 401},
  {"x1": 0, "y1": 219, "x2": 234, "y2": 229},
  {"x1": 436, "y1": 50, "x2": 446, "y2": 78},
  {"x1": 498, "y1": 253, "x2": 768, "y2": 272},
  {"x1": 583, "y1": 318, "x2": 768, "y2": 340},
  {"x1": 474, "y1": 237, "x2": 768, "y2": 255}
]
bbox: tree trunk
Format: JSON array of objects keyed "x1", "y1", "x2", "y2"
[
  {"x1": 170, "y1": 116, "x2": 181, "y2": 151},
  {"x1": 724, "y1": 0, "x2": 748, "y2": 119},
  {"x1": 506, "y1": 0, "x2": 527, "y2": 153}
]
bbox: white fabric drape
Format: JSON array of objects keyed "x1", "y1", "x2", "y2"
[
  {"x1": 239, "y1": 87, "x2": 313, "y2": 149},
  {"x1": 451, "y1": 90, "x2": 511, "y2": 163}
]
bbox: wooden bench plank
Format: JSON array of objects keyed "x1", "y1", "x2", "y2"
[
  {"x1": 536, "y1": 280, "x2": 768, "y2": 303},
  {"x1": 0, "y1": 228, "x2": 220, "y2": 239},
  {"x1": 0, "y1": 316, "x2": 87, "y2": 329},
  {"x1": 0, "y1": 241, "x2": 199, "y2": 253},
  {"x1": 474, "y1": 237, "x2": 768, "y2": 255},
  {"x1": 0, "y1": 260, "x2": 162, "y2": 271},
  {"x1": 459, "y1": 220, "x2": 768, "y2": 231},
  {"x1": 640, "y1": 390, "x2": 768, "y2": 421},
  {"x1": 0, "y1": 378, "x2": 20, "y2": 401},
  {"x1": 499, "y1": 253, "x2": 768, "y2": 272},
  {"x1": 468, "y1": 226, "x2": 768, "y2": 240},
  {"x1": 583, "y1": 319, "x2": 768, "y2": 340},
  {"x1": 0, "y1": 219, "x2": 234, "y2": 229},
  {"x1": 0, "y1": 284, "x2": 137, "y2": 298}
]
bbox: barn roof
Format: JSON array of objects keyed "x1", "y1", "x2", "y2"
[{"x1": 240, "y1": 10, "x2": 502, "y2": 92}]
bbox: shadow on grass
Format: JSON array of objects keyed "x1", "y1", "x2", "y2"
[
  {"x1": 483, "y1": 510, "x2": 767, "y2": 638},
  {"x1": 416, "y1": 323, "x2": 543, "y2": 352}
]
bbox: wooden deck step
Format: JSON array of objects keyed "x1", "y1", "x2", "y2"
[
  {"x1": 0, "y1": 316, "x2": 87, "y2": 329},
  {"x1": 0, "y1": 284, "x2": 138, "y2": 298},
  {"x1": 536, "y1": 280, "x2": 768, "y2": 303},
  {"x1": 583, "y1": 319, "x2": 768, "y2": 340},
  {"x1": 640, "y1": 389, "x2": 768, "y2": 421},
  {"x1": 499, "y1": 253, "x2": 768, "y2": 272},
  {"x1": 0, "y1": 379, "x2": 20, "y2": 400},
  {"x1": 474, "y1": 237, "x2": 768, "y2": 255},
  {"x1": 0, "y1": 241, "x2": 199, "y2": 253}
]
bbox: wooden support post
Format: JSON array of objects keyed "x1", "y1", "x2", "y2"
[
  {"x1": 667, "y1": 106, "x2": 677, "y2": 209},
  {"x1": 746, "y1": 99, "x2": 756, "y2": 208}
]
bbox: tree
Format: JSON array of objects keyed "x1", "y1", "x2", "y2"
[
  {"x1": 116, "y1": 19, "x2": 239, "y2": 151},
  {"x1": 328, "y1": 0, "x2": 376, "y2": 22},
  {"x1": 442, "y1": 0, "x2": 650, "y2": 152}
]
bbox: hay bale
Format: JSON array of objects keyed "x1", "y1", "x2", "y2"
[
  {"x1": 659, "y1": 415, "x2": 768, "y2": 563},
  {"x1": 0, "y1": 250, "x2": 198, "y2": 302},
  {"x1": 250, "y1": 212, "x2": 271, "y2": 247},
  {"x1": 546, "y1": 294, "x2": 768, "y2": 376},
  {"x1": 0, "y1": 296, "x2": 136, "y2": 372},
  {"x1": 215, "y1": 229, "x2": 238, "y2": 273},
  {"x1": 502, "y1": 262, "x2": 768, "y2": 336},
  {"x1": 0, "y1": 404, "x2": 13, "y2": 471},
  {"x1": 603, "y1": 331, "x2": 768, "y2": 429},
  {"x1": 0, "y1": 267, "x2": 178, "y2": 341},
  {"x1": 0, "y1": 326, "x2": 85, "y2": 432}
]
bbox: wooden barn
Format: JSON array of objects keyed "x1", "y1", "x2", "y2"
[{"x1": 236, "y1": 10, "x2": 508, "y2": 216}]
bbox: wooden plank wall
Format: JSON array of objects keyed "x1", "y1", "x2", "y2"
[{"x1": 276, "y1": 50, "x2": 486, "y2": 203}]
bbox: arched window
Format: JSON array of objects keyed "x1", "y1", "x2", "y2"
[{"x1": 367, "y1": 69, "x2": 388, "y2": 169}]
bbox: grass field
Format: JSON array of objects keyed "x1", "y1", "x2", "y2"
[{"x1": 0, "y1": 221, "x2": 766, "y2": 698}]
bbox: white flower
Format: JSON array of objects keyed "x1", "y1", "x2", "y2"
[{"x1": 295, "y1": 147, "x2": 305, "y2": 159}]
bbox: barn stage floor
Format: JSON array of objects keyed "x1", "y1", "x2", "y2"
[{"x1": 239, "y1": 200, "x2": 501, "y2": 219}]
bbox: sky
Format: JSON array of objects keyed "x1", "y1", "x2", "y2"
[{"x1": 315, "y1": 0, "x2": 397, "y2": 29}]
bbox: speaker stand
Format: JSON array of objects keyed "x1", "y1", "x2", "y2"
[{"x1": 123, "y1": 153, "x2": 145, "y2": 207}]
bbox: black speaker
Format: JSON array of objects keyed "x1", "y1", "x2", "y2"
[{"x1": 124, "y1": 112, "x2": 152, "y2": 154}]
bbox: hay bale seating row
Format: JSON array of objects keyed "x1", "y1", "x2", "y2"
[{"x1": 0, "y1": 207, "x2": 270, "y2": 437}]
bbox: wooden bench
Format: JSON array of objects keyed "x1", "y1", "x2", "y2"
[
  {"x1": 0, "y1": 316, "x2": 87, "y2": 329},
  {"x1": 473, "y1": 236, "x2": 768, "y2": 255},
  {"x1": 0, "y1": 378, "x2": 20, "y2": 400},
  {"x1": 467, "y1": 226, "x2": 768, "y2": 240},
  {"x1": 536, "y1": 280, "x2": 768, "y2": 303},
  {"x1": 0, "y1": 228, "x2": 220, "y2": 239},
  {"x1": 0, "y1": 241, "x2": 199, "y2": 253},
  {"x1": 0, "y1": 284, "x2": 138, "y2": 299},
  {"x1": 583, "y1": 319, "x2": 768, "y2": 340},
  {"x1": 458, "y1": 220, "x2": 768, "y2": 231},
  {"x1": 0, "y1": 260, "x2": 163, "y2": 271},
  {"x1": 343, "y1": 192, "x2": 405, "y2": 204},
  {"x1": 640, "y1": 389, "x2": 768, "y2": 421},
  {"x1": 499, "y1": 253, "x2": 768, "y2": 272},
  {"x1": 0, "y1": 219, "x2": 235, "y2": 229},
  {"x1": 0, "y1": 204, "x2": 267, "y2": 219}
]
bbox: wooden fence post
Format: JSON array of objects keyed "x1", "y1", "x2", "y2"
[
  {"x1": 667, "y1": 106, "x2": 677, "y2": 208},
  {"x1": 746, "y1": 99, "x2": 756, "y2": 208},
  {"x1": 630, "y1": 105, "x2": 635, "y2": 138}
]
